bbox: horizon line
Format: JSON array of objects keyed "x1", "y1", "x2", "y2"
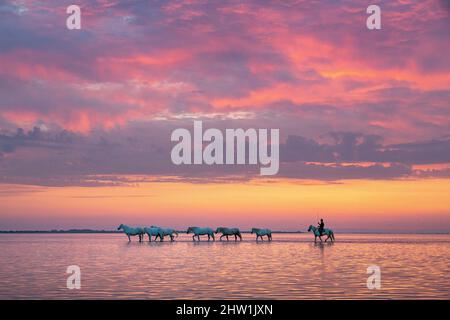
[{"x1": 0, "y1": 229, "x2": 449, "y2": 235}]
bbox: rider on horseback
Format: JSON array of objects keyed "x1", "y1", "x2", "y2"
[{"x1": 318, "y1": 219, "x2": 324, "y2": 236}]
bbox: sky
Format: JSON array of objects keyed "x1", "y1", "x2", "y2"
[{"x1": 0, "y1": 0, "x2": 449, "y2": 232}]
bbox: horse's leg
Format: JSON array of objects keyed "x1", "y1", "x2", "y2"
[
  {"x1": 226, "y1": 235, "x2": 229, "y2": 241},
  {"x1": 220, "y1": 234, "x2": 224, "y2": 241},
  {"x1": 127, "y1": 234, "x2": 131, "y2": 242},
  {"x1": 314, "y1": 235, "x2": 317, "y2": 243},
  {"x1": 234, "y1": 234, "x2": 237, "y2": 242},
  {"x1": 192, "y1": 235, "x2": 196, "y2": 242},
  {"x1": 319, "y1": 235, "x2": 323, "y2": 242}
]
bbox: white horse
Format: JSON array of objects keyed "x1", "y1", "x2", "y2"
[
  {"x1": 118, "y1": 224, "x2": 144, "y2": 242},
  {"x1": 151, "y1": 226, "x2": 179, "y2": 242},
  {"x1": 187, "y1": 227, "x2": 215, "y2": 241},
  {"x1": 251, "y1": 228, "x2": 272, "y2": 241},
  {"x1": 215, "y1": 227, "x2": 242, "y2": 241},
  {"x1": 143, "y1": 227, "x2": 164, "y2": 242},
  {"x1": 308, "y1": 225, "x2": 335, "y2": 243}
]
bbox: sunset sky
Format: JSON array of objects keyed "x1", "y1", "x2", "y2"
[{"x1": 0, "y1": 0, "x2": 449, "y2": 232}]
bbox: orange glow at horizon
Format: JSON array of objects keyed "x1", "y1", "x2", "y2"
[{"x1": 0, "y1": 178, "x2": 449, "y2": 231}]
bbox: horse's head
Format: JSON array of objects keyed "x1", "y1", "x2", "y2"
[
  {"x1": 151, "y1": 225, "x2": 158, "y2": 228},
  {"x1": 251, "y1": 228, "x2": 256, "y2": 234},
  {"x1": 117, "y1": 224, "x2": 124, "y2": 230},
  {"x1": 187, "y1": 227, "x2": 193, "y2": 234},
  {"x1": 215, "y1": 227, "x2": 223, "y2": 234},
  {"x1": 307, "y1": 225, "x2": 314, "y2": 232}
]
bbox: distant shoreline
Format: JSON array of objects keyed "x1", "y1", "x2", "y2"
[{"x1": 0, "y1": 229, "x2": 448, "y2": 234}]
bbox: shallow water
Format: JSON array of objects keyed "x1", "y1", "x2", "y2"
[{"x1": 0, "y1": 233, "x2": 449, "y2": 299}]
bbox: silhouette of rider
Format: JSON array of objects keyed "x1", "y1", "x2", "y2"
[{"x1": 318, "y1": 219, "x2": 324, "y2": 236}]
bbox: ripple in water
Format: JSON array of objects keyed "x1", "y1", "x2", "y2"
[{"x1": 0, "y1": 233, "x2": 449, "y2": 299}]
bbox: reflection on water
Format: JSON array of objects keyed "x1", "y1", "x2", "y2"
[{"x1": 0, "y1": 233, "x2": 449, "y2": 299}]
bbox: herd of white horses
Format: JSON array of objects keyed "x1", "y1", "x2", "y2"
[{"x1": 118, "y1": 224, "x2": 335, "y2": 243}]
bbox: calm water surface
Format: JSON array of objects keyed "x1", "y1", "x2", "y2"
[{"x1": 0, "y1": 233, "x2": 449, "y2": 299}]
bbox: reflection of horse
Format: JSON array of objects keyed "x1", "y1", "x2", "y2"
[
  {"x1": 143, "y1": 227, "x2": 164, "y2": 242},
  {"x1": 251, "y1": 228, "x2": 272, "y2": 241},
  {"x1": 215, "y1": 227, "x2": 242, "y2": 241},
  {"x1": 118, "y1": 224, "x2": 144, "y2": 242},
  {"x1": 307, "y1": 225, "x2": 335, "y2": 243},
  {"x1": 187, "y1": 227, "x2": 215, "y2": 241},
  {"x1": 151, "y1": 226, "x2": 179, "y2": 242}
]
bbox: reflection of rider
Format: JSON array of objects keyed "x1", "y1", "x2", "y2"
[{"x1": 318, "y1": 219, "x2": 324, "y2": 236}]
